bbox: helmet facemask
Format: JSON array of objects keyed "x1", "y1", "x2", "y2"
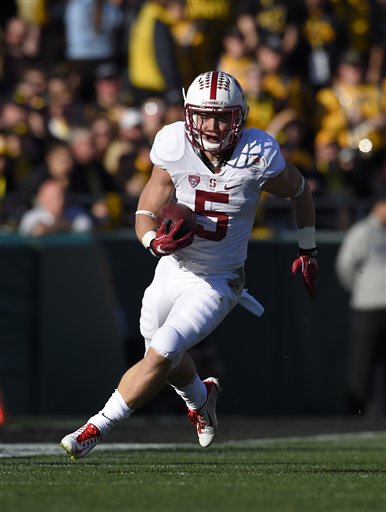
[
  {"x1": 184, "y1": 104, "x2": 245, "y2": 153},
  {"x1": 183, "y1": 71, "x2": 248, "y2": 154}
]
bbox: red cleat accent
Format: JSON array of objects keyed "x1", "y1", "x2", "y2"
[
  {"x1": 60, "y1": 423, "x2": 102, "y2": 460},
  {"x1": 187, "y1": 377, "x2": 221, "y2": 447}
]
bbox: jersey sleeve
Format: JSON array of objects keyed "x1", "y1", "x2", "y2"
[{"x1": 260, "y1": 136, "x2": 285, "y2": 179}]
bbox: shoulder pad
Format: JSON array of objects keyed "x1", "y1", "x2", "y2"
[{"x1": 150, "y1": 122, "x2": 186, "y2": 164}]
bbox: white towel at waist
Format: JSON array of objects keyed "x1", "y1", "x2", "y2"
[{"x1": 238, "y1": 289, "x2": 265, "y2": 317}]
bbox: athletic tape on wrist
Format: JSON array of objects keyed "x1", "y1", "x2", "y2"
[
  {"x1": 142, "y1": 230, "x2": 156, "y2": 249},
  {"x1": 297, "y1": 227, "x2": 316, "y2": 250}
]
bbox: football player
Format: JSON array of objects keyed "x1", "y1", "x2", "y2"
[{"x1": 60, "y1": 71, "x2": 317, "y2": 459}]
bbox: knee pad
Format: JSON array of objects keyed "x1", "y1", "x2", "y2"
[
  {"x1": 149, "y1": 324, "x2": 185, "y2": 367},
  {"x1": 144, "y1": 337, "x2": 182, "y2": 370}
]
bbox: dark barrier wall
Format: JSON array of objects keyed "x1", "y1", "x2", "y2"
[
  {"x1": 0, "y1": 232, "x2": 349, "y2": 416},
  {"x1": 0, "y1": 235, "x2": 127, "y2": 415}
]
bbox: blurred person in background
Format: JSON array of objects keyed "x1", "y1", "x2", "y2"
[
  {"x1": 366, "y1": 0, "x2": 386, "y2": 85},
  {"x1": 314, "y1": 49, "x2": 386, "y2": 199},
  {"x1": 18, "y1": 178, "x2": 93, "y2": 236},
  {"x1": 0, "y1": 100, "x2": 44, "y2": 195},
  {"x1": 107, "y1": 108, "x2": 152, "y2": 196},
  {"x1": 167, "y1": 0, "x2": 209, "y2": 89},
  {"x1": 14, "y1": 0, "x2": 63, "y2": 69},
  {"x1": 2, "y1": 16, "x2": 41, "y2": 93},
  {"x1": 119, "y1": 146, "x2": 152, "y2": 199},
  {"x1": 13, "y1": 65, "x2": 47, "y2": 111},
  {"x1": 0, "y1": 133, "x2": 19, "y2": 230},
  {"x1": 102, "y1": 107, "x2": 144, "y2": 177},
  {"x1": 127, "y1": 0, "x2": 184, "y2": 106},
  {"x1": 84, "y1": 62, "x2": 130, "y2": 124},
  {"x1": 234, "y1": 12, "x2": 258, "y2": 56},
  {"x1": 335, "y1": 197, "x2": 386, "y2": 416},
  {"x1": 93, "y1": 107, "x2": 153, "y2": 225},
  {"x1": 10, "y1": 66, "x2": 48, "y2": 153},
  {"x1": 91, "y1": 115, "x2": 116, "y2": 166},
  {"x1": 45, "y1": 69, "x2": 86, "y2": 142},
  {"x1": 21, "y1": 142, "x2": 75, "y2": 203},
  {"x1": 217, "y1": 27, "x2": 256, "y2": 91},
  {"x1": 68, "y1": 127, "x2": 123, "y2": 230},
  {"x1": 243, "y1": 63, "x2": 278, "y2": 131},
  {"x1": 243, "y1": 63, "x2": 314, "y2": 161},
  {"x1": 235, "y1": 0, "x2": 300, "y2": 60},
  {"x1": 280, "y1": 117, "x2": 325, "y2": 199},
  {"x1": 64, "y1": 0, "x2": 124, "y2": 101},
  {"x1": 140, "y1": 97, "x2": 169, "y2": 144},
  {"x1": 255, "y1": 36, "x2": 310, "y2": 118},
  {"x1": 312, "y1": 134, "x2": 354, "y2": 231},
  {"x1": 329, "y1": 0, "x2": 376, "y2": 80},
  {"x1": 184, "y1": 0, "x2": 233, "y2": 71},
  {"x1": 296, "y1": 0, "x2": 347, "y2": 91}
]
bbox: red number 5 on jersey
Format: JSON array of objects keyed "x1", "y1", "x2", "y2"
[{"x1": 195, "y1": 190, "x2": 229, "y2": 241}]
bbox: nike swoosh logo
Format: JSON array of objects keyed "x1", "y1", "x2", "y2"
[{"x1": 224, "y1": 183, "x2": 241, "y2": 190}]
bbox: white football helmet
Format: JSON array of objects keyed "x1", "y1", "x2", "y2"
[{"x1": 183, "y1": 71, "x2": 248, "y2": 153}]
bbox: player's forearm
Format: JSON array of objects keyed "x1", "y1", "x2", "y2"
[
  {"x1": 135, "y1": 189, "x2": 158, "y2": 242},
  {"x1": 290, "y1": 181, "x2": 316, "y2": 229},
  {"x1": 290, "y1": 182, "x2": 317, "y2": 251},
  {"x1": 135, "y1": 214, "x2": 157, "y2": 243},
  {"x1": 135, "y1": 167, "x2": 172, "y2": 243}
]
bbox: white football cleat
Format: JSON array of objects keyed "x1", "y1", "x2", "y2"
[
  {"x1": 60, "y1": 423, "x2": 102, "y2": 460},
  {"x1": 187, "y1": 377, "x2": 221, "y2": 447}
]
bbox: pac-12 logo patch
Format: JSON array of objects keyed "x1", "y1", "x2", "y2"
[{"x1": 188, "y1": 175, "x2": 200, "y2": 188}]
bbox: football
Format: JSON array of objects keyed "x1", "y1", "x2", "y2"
[{"x1": 156, "y1": 203, "x2": 197, "y2": 236}]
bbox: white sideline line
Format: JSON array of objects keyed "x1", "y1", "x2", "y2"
[
  {"x1": 1, "y1": 431, "x2": 383, "y2": 458},
  {"x1": 0, "y1": 442, "x2": 195, "y2": 458},
  {"x1": 229, "y1": 430, "x2": 385, "y2": 446}
]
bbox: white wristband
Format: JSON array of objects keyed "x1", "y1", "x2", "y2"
[
  {"x1": 142, "y1": 230, "x2": 156, "y2": 249},
  {"x1": 297, "y1": 227, "x2": 316, "y2": 250},
  {"x1": 135, "y1": 210, "x2": 156, "y2": 220}
]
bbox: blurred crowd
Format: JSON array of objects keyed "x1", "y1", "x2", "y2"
[{"x1": 1, "y1": 0, "x2": 385, "y2": 235}]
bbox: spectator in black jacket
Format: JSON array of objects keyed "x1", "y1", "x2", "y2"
[{"x1": 127, "y1": 0, "x2": 183, "y2": 106}]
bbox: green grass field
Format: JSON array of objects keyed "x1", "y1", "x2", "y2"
[{"x1": 2, "y1": 432, "x2": 385, "y2": 512}]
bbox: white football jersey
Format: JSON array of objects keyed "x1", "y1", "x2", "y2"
[{"x1": 150, "y1": 121, "x2": 285, "y2": 272}]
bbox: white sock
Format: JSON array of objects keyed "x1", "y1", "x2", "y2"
[
  {"x1": 171, "y1": 374, "x2": 207, "y2": 411},
  {"x1": 87, "y1": 389, "x2": 133, "y2": 436}
]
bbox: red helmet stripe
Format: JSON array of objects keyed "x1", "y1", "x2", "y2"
[{"x1": 209, "y1": 71, "x2": 219, "y2": 100}]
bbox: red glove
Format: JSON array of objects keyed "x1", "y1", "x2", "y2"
[
  {"x1": 291, "y1": 248, "x2": 318, "y2": 298},
  {"x1": 150, "y1": 218, "x2": 195, "y2": 257}
]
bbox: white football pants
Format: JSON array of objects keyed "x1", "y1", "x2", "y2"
[{"x1": 140, "y1": 256, "x2": 244, "y2": 366}]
